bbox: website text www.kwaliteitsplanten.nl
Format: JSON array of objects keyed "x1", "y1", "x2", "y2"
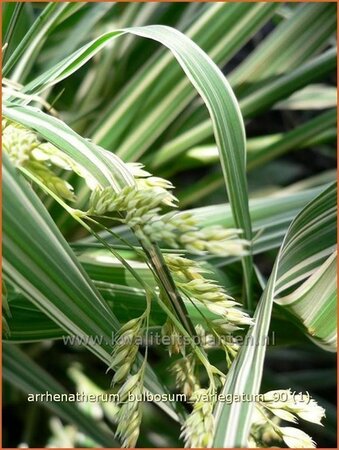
[{"x1": 62, "y1": 331, "x2": 276, "y2": 348}]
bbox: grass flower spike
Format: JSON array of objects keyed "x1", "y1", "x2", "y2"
[
  {"x1": 115, "y1": 372, "x2": 144, "y2": 448},
  {"x1": 251, "y1": 389, "x2": 325, "y2": 448},
  {"x1": 181, "y1": 388, "x2": 215, "y2": 448},
  {"x1": 88, "y1": 162, "x2": 249, "y2": 257},
  {"x1": 171, "y1": 354, "x2": 200, "y2": 398},
  {"x1": 262, "y1": 389, "x2": 325, "y2": 426},
  {"x1": 164, "y1": 254, "x2": 253, "y2": 330},
  {"x1": 110, "y1": 317, "x2": 143, "y2": 385},
  {"x1": 179, "y1": 226, "x2": 249, "y2": 256},
  {"x1": 280, "y1": 427, "x2": 315, "y2": 448},
  {"x1": 2, "y1": 119, "x2": 76, "y2": 201}
]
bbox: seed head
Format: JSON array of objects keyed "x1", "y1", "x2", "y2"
[
  {"x1": 179, "y1": 226, "x2": 250, "y2": 256},
  {"x1": 181, "y1": 388, "x2": 215, "y2": 448},
  {"x1": 110, "y1": 317, "x2": 143, "y2": 386},
  {"x1": 171, "y1": 354, "x2": 200, "y2": 398},
  {"x1": 162, "y1": 319, "x2": 185, "y2": 356},
  {"x1": 280, "y1": 427, "x2": 315, "y2": 448},
  {"x1": 165, "y1": 254, "x2": 253, "y2": 330},
  {"x1": 115, "y1": 375, "x2": 143, "y2": 448},
  {"x1": 252, "y1": 390, "x2": 325, "y2": 448},
  {"x1": 2, "y1": 120, "x2": 76, "y2": 200},
  {"x1": 262, "y1": 389, "x2": 325, "y2": 426}
]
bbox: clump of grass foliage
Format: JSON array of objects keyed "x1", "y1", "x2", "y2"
[{"x1": 2, "y1": 2, "x2": 337, "y2": 448}]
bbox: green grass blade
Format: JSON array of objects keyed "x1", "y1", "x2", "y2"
[
  {"x1": 110, "y1": 5, "x2": 277, "y2": 161},
  {"x1": 276, "y1": 252, "x2": 337, "y2": 351},
  {"x1": 46, "y1": 3, "x2": 116, "y2": 68},
  {"x1": 114, "y1": 2, "x2": 334, "y2": 159},
  {"x1": 241, "y1": 47, "x2": 337, "y2": 118},
  {"x1": 154, "y1": 110, "x2": 336, "y2": 176},
  {"x1": 2, "y1": 3, "x2": 34, "y2": 65},
  {"x1": 274, "y1": 184, "x2": 337, "y2": 351},
  {"x1": 247, "y1": 109, "x2": 336, "y2": 170}
]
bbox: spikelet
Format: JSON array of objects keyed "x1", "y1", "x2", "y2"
[
  {"x1": 178, "y1": 225, "x2": 250, "y2": 256},
  {"x1": 181, "y1": 388, "x2": 215, "y2": 448},
  {"x1": 164, "y1": 254, "x2": 253, "y2": 330},
  {"x1": 171, "y1": 354, "x2": 200, "y2": 398},
  {"x1": 2, "y1": 119, "x2": 39, "y2": 165},
  {"x1": 110, "y1": 317, "x2": 143, "y2": 384},
  {"x1": 2, "y1": 120, "x2": 76, "y2": 201},
  {"x1": 279, "y1": 427, "x2": 315, "y2": 448},
  {"x1": 250, "y1": 390, "x2": 325, "y2": 448},
  {"x1": 162, "y1": 318, "x2": 185, "y2": 356},
  {"x1": 89, "y1": 161, "x2": 249, "y2": 257},
  {"x1": 262, "y1": 389, "x2": 325, "y2": 426},
  {"x1": 115, "y1": 373, "x2": 143, "y2": 448},
  {"x1": 163, "y1": 254, "x2": 206, "y2": 281},
  {"x1": 88, "y1": 185, "x2": 176, "y2": 227},
  {"x1": 149, "y1": 212, "x2": 250, "y2": 257},
  {"x1": 26, "y1": 160, "x2": 76, "y2": 201}
]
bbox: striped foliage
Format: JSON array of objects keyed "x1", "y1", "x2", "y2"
[
  {"x1": 213, "y1": 183, "x2": 337, "y2": 447},
  {"x1": 3, "y1": 3, "x2": 336, "y2": 448}
]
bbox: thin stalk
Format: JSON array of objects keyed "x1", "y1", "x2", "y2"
[
  {"x1": 3, "y1": 3, "x2": 24, "y2": 61},
  {"x1": 157, "y1": 296, "x2": 224, "y2": 388},
  {"x1": 20, "y1": 164, "x2": 197, "y2": 339},
  {"x1": 90, "y1": 218, "x2": 197, "y2": 337},
  {"x1": 142, "y1": 241, "x2": 197, "y2": 337}
]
